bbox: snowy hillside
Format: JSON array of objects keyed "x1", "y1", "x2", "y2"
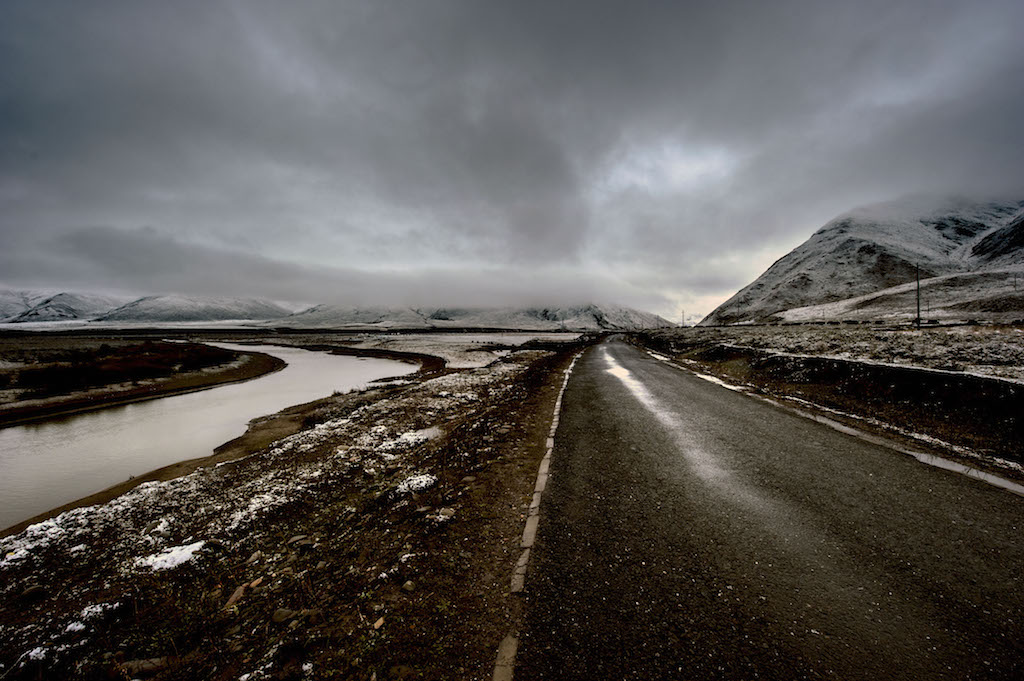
[
  {"x1": 0, "y1": 289, "x2": 57, "y2": 320},
  {"x1": 0, "y1": 289, "x2": 669, "y2": 330},
  {"x1": 779, "y1": 270, "x2": 1024, "y2": 322},
  {"x1": 275, "y1": 304, "x2": 673, "y2": 331},
  {"x1": 279, "y1": 305, "x2": 432, "y2": 328},
  {"x1": 97, "y1": 295, "x2": 292, "y2": 322},
  {"x1": 702, "y1": 196, "x2": 1024, "y2": 325},
  {"x1": 7, "y1": 292, "x2": 133, "y2": 322}
]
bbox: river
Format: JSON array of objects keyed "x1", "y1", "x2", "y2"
[{"x1": 0, "y1": 343, "x2": 416, "y2": 530}]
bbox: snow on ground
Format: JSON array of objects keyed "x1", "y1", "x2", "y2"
[
  {"x1": 0, "y1": 347, "x2": 551, "y2": 670},
  {"x1": 396, "y1": 473, "x2": 438, "y2": 494},
  {"x1": 349, "y1": 332, "x2": 580, "y2": 368},
  {"x1": 779, "y1": 268, "x2": 1024, "y2": 323},
  {"x1": 656, "y1": 325, "x2": 1024, "y2": 382},
  {"x1": 134, "y1": 541, "x2": 206, "y2": 571}
]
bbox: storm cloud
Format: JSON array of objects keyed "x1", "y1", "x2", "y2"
[{"x1": 3, "y1": 0, "x2": 1023, "y2": 317}]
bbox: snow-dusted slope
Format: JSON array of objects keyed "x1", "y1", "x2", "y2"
[
  {"x1": 702, "y1": 196, "x2": 1024, "y2": 325},
  {"x1": 97, "y1": 295, "x2": 292, "y2": 322},
  {"x1": 275, "y1": 304, "x2": 672, "y2": 331},
  {"x1": 277, "y1": 305, "x2": 431, "y2": 328},
  {"x1": 8, "y1": 292, "x2": 133, "y2": 322},
  {"x1": 0, "y1": 289, "x2": 56, "y2": 320},
  {"x1": 779, "y1": 269, "x2": 1024, "y2": 322}
]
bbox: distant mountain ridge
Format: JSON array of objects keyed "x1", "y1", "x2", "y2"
[
  {"x1": 97, "y1": 295, "x2": 292, "y2": 322},
  {"x1": 273, "y1": 303, "x2": 672, "y2": 331},
  {"x1": 8, "y1": 292, "x2": 134, "y2": 323},
  {"x1": 0, "y1": 290, "x2": 671, "y2": 330},
  {"x1": 0, "y1": 289, "x2": 56, "y2": 319},
  {"x1": 702, "y1": 196, "x2": 1024, "y2": 325}
]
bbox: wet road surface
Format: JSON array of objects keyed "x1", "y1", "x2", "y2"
[{"x1": 517, "y1": 338, "x2": 1023, "y2": 680}]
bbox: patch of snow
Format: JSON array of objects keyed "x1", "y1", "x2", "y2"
[
  {"x1": 396, "y1": 474, "x2": 437, "y2": 494},
  {"x1": 134, "y1": 540, "x2": 206, "y2": 571},
  {"x1": 80, "y1": 603, "x2": 116, "y2": 620},
  {"x1": 228, "y1": 493, "x2": 290, "y2": 531},
  {"x1": 1, "y1": 547, "x2": 29, "y2": 568},
  {"x1": 691, "y1": 372, "x2": 747, "y2": 392}
]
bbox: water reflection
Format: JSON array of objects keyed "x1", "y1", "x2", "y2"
[{"x1": 0, "y1": 344, "x2": 415, "y2": 529}]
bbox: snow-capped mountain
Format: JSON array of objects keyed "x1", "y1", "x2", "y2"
[
  {"x1": 702, "y1": 196, "x2": 1024, "y2": 325},
  {"x1": 7, "y1": 292, "x2": 134, "y2": 323},
  {"x1": 275, "y1": 304, "x2": 672, "y2": 331},
  {"x1": 97, "y1": 295, "x2": 293, "y2": 322},
  {"x1": 0, "y1": 289, "x2": 669, "y2": 329},
  {"x1": 0, "y1": 289, "x2": 57, "y2": 320},
  {"x1": 280, "y1": 305, "x2": 433, "y2": 329}
]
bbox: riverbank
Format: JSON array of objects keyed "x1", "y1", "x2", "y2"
[
  {"x1": 0, "y1": 345, "x2": 286, "y2": 429},
  {"x1": 0, "y1": 342, "x2": 437, "y2": 538},
  {"x1": 0, "y1": 337, "x2": 589, "y2": 680}
]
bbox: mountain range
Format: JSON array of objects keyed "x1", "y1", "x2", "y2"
[
  {"x1": 0, "y1": 292, "x2": 672, "y2": 331},
  {"x1": 702, "y1": 196, "x2": 1024, "y2": 325},
  {"x1": 275, "y1": 304, "x2": 671, "y2": 331}
]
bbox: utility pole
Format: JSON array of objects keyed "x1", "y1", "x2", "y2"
[
  {"x1": 680, "y1": 309, "x2": 686, "y2": 327},
  {"x1": 915, "y1": 264, "x2": 921, "y2": 329}
]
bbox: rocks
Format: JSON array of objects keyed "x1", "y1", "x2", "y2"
[
  {"x1": 272, "y1": 608, "x2": 296, "y2": 624},
  {"x1": 224, "y1": 585, "x2": 247, "y2": 609},
  {"x1": 461, "y1": 476, "x2": 477, "y2": 483},
  {"x1": 246, "y1": 550, "x2": 263, "y2": 565},
  {"x1": 20, "y1": 584, "x2": 48, "y2": 601},
  {"x1": 402, "y1": 580, "x2": 416, "y2": 592},
  {"x1": 439, "y1": 508, "x2": 456, "y2": 518},
  {"x1": 120, "y1": 656, "x2": 171, "y2": 675},
  {"x1": 287, "y1": 534, "x2": 315, "y2": 551}
]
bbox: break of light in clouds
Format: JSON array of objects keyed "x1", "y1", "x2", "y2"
[{"x1": 2, "y1": 0, "x2": 1023, "y2": 318}]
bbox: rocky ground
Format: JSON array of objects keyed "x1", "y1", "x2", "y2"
[
  {"x1": 675, "y1": 323, "x2": 1024, "y2": 381},
  {"x1": 0, "y1": 338, "x2": 585, "y2": 680}
]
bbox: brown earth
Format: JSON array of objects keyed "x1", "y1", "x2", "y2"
[
  {"x1": 0, "y1": 339, "x2": 286, "y2": 428},
  {"x1": 0, "y1": 340, "x2": 587, "y2": 680}
]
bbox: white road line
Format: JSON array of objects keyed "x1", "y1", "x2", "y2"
[
  {"x1": 644, "y1": 345, "x2": 1024, "y2": 498},
  {"x1": 493, "y1": 350, "x2": 582, "y2": 681}
]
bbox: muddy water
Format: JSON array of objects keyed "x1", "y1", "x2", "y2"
[{"x1": 0, "y1": 344, "x2": 415, "y2": 530}]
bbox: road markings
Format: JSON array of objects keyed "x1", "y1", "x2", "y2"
[
  {"x1": 644, "y1": 346, "x2": 1024, "y2": 498},
  {"x1": 493, "y1": 350, "x2": 582, "y2": 681}
]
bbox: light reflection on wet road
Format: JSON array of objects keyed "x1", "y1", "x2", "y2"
[{"x1": 518, "y1": 337, "x2": 1024, "y2": 680}]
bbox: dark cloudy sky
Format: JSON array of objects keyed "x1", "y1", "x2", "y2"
[{"x1": 3, "y1": 0, "x2": 1023, "y2": 318}]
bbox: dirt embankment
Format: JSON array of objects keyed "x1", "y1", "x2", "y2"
[
  {"x1": 0, "y1": 340, "x2": 589, "y2": 680},
  {"x1": 636, "y1": 330, "x2": 1024, "y2": 476},
  {"x1": 1, "y1": 341, "x2": 443, "y2": 538}
]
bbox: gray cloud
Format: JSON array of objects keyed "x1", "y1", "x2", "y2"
[
  {"x1": 0, "y1": 225, "x2": 667, "y2": 311},
  {"x1": 3, "y1": 0, "x2": 1023, "y2": 318}
]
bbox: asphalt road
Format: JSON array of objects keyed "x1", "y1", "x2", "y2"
[{"x1": 517, "y1": 337, "x2": 1023, "y2": 680}]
